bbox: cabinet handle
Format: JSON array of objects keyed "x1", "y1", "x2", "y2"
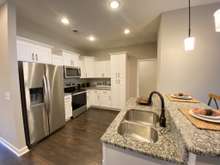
[
  {"x1": 32, "y1": 53, "x2": 35, "y2": 61},
  {"x1": 35, "y1": 54, "x2": 38, "y2": 61}
]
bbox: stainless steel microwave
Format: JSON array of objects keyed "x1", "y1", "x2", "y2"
[{"x1": 64, "y1": 66, "x2": 81, "y2": 78}]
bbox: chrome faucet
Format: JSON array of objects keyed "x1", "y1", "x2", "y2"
[{"x1": 146, "y1": 91, "x2": 166, "y2": 127}]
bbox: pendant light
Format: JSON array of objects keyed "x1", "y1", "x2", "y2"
[
  {"x1": 184, "y1": 0, "x2": 195, "y2": 51},
  {"x1": 214, "y1": 9, "x2": 220, "y2": 32}
]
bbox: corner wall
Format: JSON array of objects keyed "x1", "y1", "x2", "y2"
[
  {"x1": 0, "y1": 0, "x2": 27, "y2": 153},
  {"x1": 157, "y1": 3, "x2": 220, "y2": 102}
]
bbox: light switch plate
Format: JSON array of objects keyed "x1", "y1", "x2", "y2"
[{"x1": 4, "y1": 92, "x2": 11, "y2": 100}]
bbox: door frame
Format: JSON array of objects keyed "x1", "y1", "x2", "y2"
[{"x1": 136, "y1": 59, "x2": 157, "y2": 97}]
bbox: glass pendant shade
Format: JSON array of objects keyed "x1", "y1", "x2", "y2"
[
  {"x1": 214, "y1": 9, "x2": 220, "y2": 32},
  {"x1": 184, "y1": 37, "x2": 195, "y2": 51}
]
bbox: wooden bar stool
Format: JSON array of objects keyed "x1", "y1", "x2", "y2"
[{"x1": 208, "y1": 93, "x2": 220, "y2": 109}]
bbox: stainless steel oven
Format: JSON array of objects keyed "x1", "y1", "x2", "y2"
[
  {"x1": 64, "y1": 66, "x2": 81, "y2": 78},
  {"x1": 71, "y1": 90, "x2": 87, "y2": 117}
]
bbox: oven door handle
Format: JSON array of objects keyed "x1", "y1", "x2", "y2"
[{"x1": 72, "y1": 91, "x2": 87, "y2": 96}]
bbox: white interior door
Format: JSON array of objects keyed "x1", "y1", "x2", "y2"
[{"x1": 137, "y1": 59, "x2": 157, "y2": 97}]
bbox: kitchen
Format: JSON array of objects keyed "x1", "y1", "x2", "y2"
[{"x1": 0, "y1": 0, "x2": 220, "y2": 165}]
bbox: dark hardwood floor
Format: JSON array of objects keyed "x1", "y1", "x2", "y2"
[{"x1": 0, "y1": 109, "x2": 118, "y2": 165}]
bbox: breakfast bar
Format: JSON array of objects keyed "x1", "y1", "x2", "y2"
[{"x1": 101, "y1": 96, "x2": 220, "y2": 165}]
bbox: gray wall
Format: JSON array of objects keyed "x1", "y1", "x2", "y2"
[
  {"x1": 157, "y1": 3, "x2": 220, "y2": 102},
  {"x1": 0, "y1": 0, "x2": 26, "y2": 149},
  {"x1": 88, "y1": 42, "x2": 157, "y2": 60}
]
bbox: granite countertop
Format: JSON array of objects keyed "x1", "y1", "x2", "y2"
[
  {"x1": 85, "y1": 86, "x2": 111, "y2": 91},
  {"x1": 101, "y1": 98, "x2": 188, "y2": 164},
  {"x1": 165, "y1": 97, "x2": 220, "y2": 156},
  {"x1": 101, "y1": 96, "x2": 220, "y2": 164}
]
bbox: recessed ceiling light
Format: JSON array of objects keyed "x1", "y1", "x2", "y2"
[
  {"x1": 124, "y1": 28, "x2": 130, "y2": 35},
  {"x1": 110, "y1": 0, "x2": 120, "y2": 9},
  {"x1": 87, "y1": 35, "x2": 96, "y2": 42},
  {"x1": 61, "y1": 17, "x2": 70, "y2": 25}
]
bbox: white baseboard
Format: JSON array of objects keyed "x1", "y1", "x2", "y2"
[{"x1": 0, "y1": 137, "x2": 29, "y2": 157}]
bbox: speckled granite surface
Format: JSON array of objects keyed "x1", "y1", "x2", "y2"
[
  {"x1": 165, "y1": 96, "x2": 220, "y2": 156},
  {"x1": 101, "y1": 98, "x2": 188, "y2": 164},
  {"x1": 85, "y1": 87, "x2": 111, "y2": 90},
  {"x1": 101, "y1": 96, "x2": 220, "y2": 164}
]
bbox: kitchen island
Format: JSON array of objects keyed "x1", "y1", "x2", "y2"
[{"x1": 101, "y1": 97, "x2": 220, "y2": 165}]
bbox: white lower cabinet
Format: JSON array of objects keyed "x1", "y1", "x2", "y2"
[
  {"x1": 87, "y1": 89, "x2": 111, "y2": 108},
  {"x1": 100, "y1": 90, "x2": 112, "y2": 107},
  {"x1": 64, "y1": 94, "x2": 72, "y2": 121}
]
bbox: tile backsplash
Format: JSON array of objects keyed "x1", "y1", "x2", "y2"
[{"x1": 64, "y1": 78, "x2": 111, "y2": 87}]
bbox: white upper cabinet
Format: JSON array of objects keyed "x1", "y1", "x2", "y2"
[
  {"x1": 63, "y1": 51, "x2": 80, "y2": 67},
  {"x1": 95, "y1": 61, "x2": 105, "y2": 78},
  {"x1": 84, "y1": 56, "x2": 95, "y2": 78},
  {"x1": 95, "y1": 60, "x2": 111, "y2": 78},
  {"x1": 17, "y1": 39, "x2": 52, "y2": 64},
  {"x1": 111, "y1": 54, "x2": 126, "y2": 79},
  {"x1": 52, "y1": 54, "x2": 64, "y2": 66},
  {"x1": 80, "y1": 58, "x2": 87, "y2": 78},
  {"x1": 105, "y1": 60, "x2": 111, "y2": 78}
]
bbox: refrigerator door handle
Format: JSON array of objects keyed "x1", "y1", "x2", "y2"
[{"x1": 43, "y1": 75, "x2": 50, "y2": 111}]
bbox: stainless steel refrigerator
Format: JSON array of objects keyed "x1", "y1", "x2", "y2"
[{"x1": 18, "y1": 62, "x2": 65, "y2": 147}]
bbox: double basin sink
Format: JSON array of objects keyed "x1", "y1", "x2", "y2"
[{"x1": 118, "y1": 109, "x2": 159, "y2": 143}]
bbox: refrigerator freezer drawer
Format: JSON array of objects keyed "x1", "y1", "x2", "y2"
[{"x1": 27, "y1": 104, "x2": 49, "y2": 145}]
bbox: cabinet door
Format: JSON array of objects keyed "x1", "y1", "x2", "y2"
[
  {"x1": 52, "y1": 55, "x2": 64, "y2": 66},
  {"x1": 93, "y1": 90, "x2": 100, "y2": 106},
  {"x1": 35, "y1": 45, "x2": 52, "y2": 64},
  {"x1": 87, "y1": 90, "x2": 93, "y2": 107},
  {"x1": 100, "y1": 90, "x2": 111, "y2": 107},
  {"x1": 111, "y1": 78, "x2": 121, "y2": 109},
  {"x1": 95, "y1": 61, "x2": 105, "y2": 78},
  {"x1": 17, "y1": 40, "x2": 52, "y2": 64},
  {"x1": 110, "y1": 54, "x2": 126, "y2": 79},
  {"x1": 72, "y1": 53, "x2": 80, "y2": 67},
  {"x1": 106, "y1": 92, "x2": 112, "y2": 107},
  {"x1": 80, "y1": 59, "x2": 87, "y2": 78},
  {"x1": 17, "y1": 40, "x2": 35, "y2": 62},
  {"x1": 104, "y1": 61, "x2": 111, "y2": 78},
  {"x1": 119, "y1": 77, "x2": 126, "y2": 108},
  {"x1": 110, "y1": 55, "x2": 119, "y2": 79},
  {"x1": 94, "y1": 61, "x2": 101, "y2": 78},
  {"x1": 84, "y1": 57, "x2": 95, "y2": 78},
  {"x1": 63, "y1": 53, "x2": 74, "y2": 67},
  {"x1": 95, "y1": 61, "x2": 110, "y2": 78}
]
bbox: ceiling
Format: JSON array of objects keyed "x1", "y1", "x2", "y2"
[{"x1": 16, "y1": 0, "x2": 220, "y2": 52}]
